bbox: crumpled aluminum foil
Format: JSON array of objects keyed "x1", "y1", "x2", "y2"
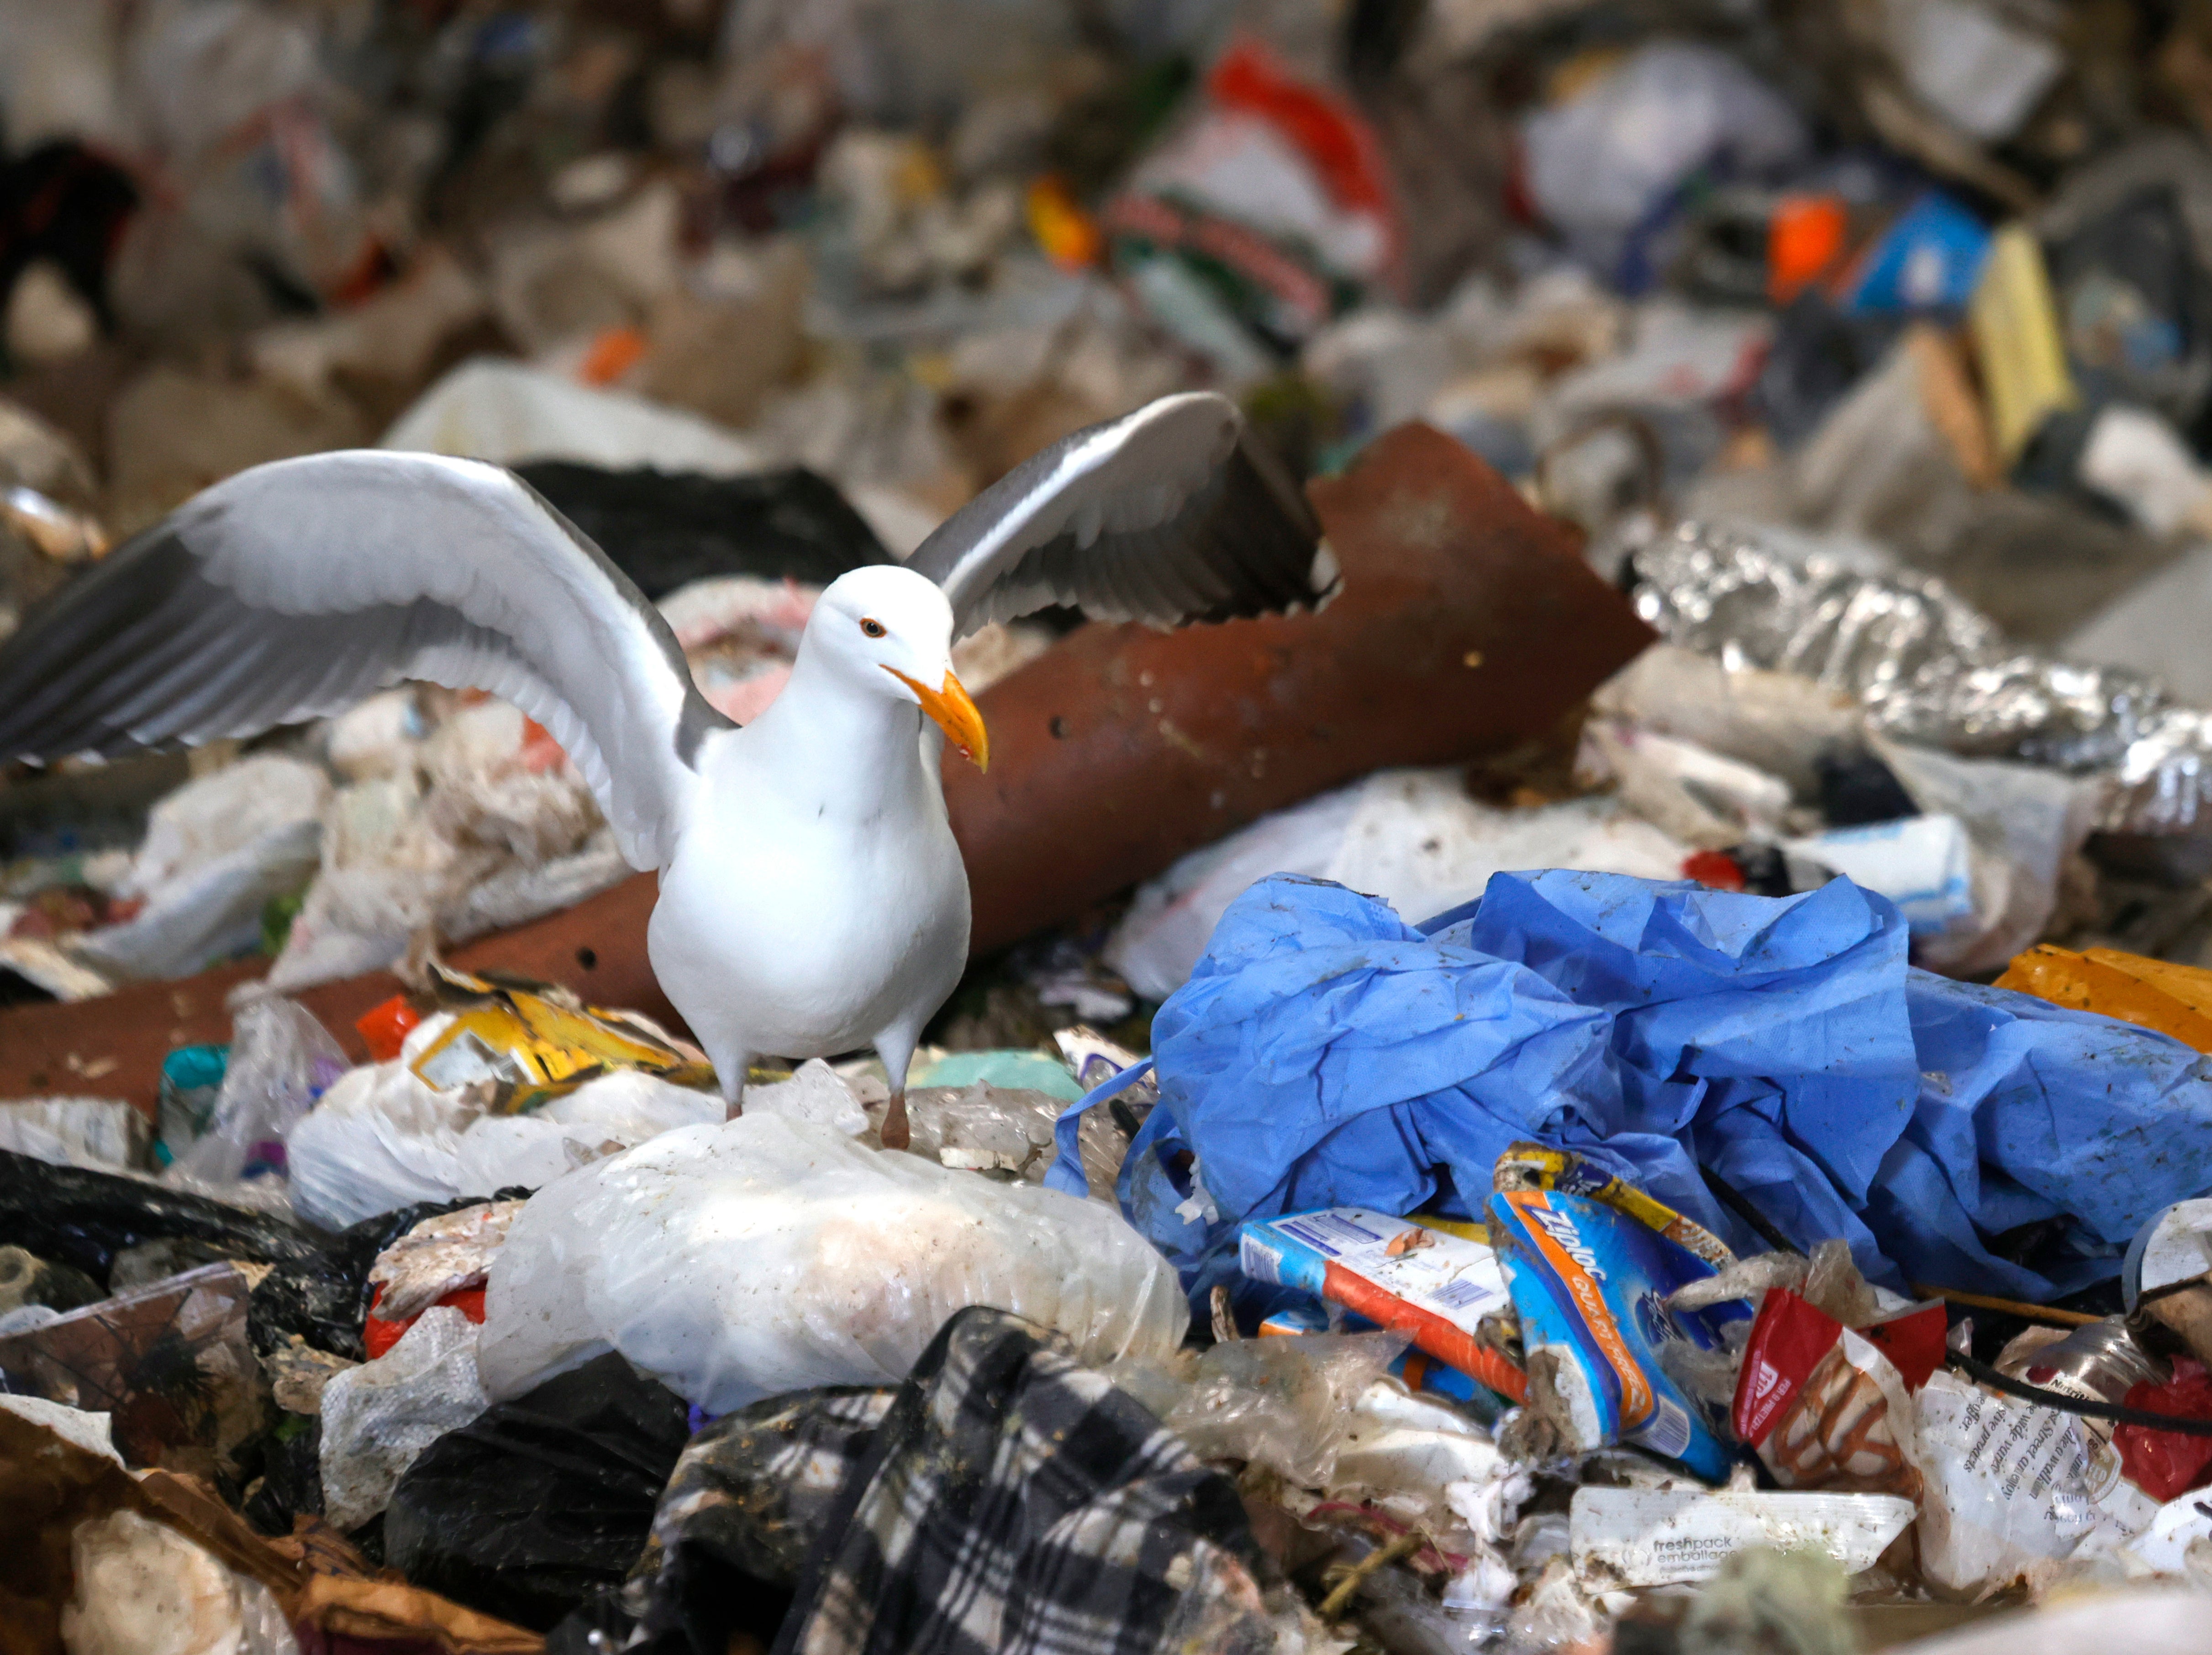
[{"x1": 1630, "y1": 519, "x2": 2212, "y2": 834}]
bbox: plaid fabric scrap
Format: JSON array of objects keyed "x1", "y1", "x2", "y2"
[
  {"x1": 582, "y1": 1308, "x2": 1297, "y2": 1655},
  {"x1": 772, "y1": 1306, "x2": 1285, "y2": 1655}
]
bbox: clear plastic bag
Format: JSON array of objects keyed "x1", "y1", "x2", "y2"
[
  {"x1": 1105, "y1": 1331, "x2": 1406, "y2": 1490},
  {"x1": 76, "y1": 754, "x2": 329, "y2": 983},
  {"x1": 284, "y1": 1059, "x2": 477, "y2": 1232},
  {"x1": 1520, "y1": 42, "x2": 1805, "y2": 274},
  {"x1": 454, "y1": 1070, "x2": 722, "y2": 1194},
  {"x1": 901, "y1": 1083, "x2": 1066, "y2": 1181},
  {"x1": 270, "y1": 698, "x2": 625, "y2": 993},
  {"x1": 165, "y1": 997, "x2": 347, "y2": 1193},
  {"x1": 0, "y1": 1263, "x2": 266, "y2": 1477},
  {"x1": 478, "y1": 1113, "x2": 1188, "y2": 1413}
]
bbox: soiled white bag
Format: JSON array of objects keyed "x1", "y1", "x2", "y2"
[
  {"x1": 479, "y1": 1112, "x2": 1188, "y2": 1411},
  {"x1": 63, "y1": 1509, "x2": 297, "y2": 1655}
]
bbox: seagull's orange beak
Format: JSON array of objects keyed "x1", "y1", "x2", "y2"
[{"x1": 886, "y1": 665, "x2": 990, "y2": 771}]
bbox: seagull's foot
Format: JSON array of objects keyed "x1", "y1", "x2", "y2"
[
  {"x1": 724, "y1": 1099, "x2": 743, "y2": 1123},
  {"x1": 881, "y1": 1089, "x2": 910, "y2": 1152}
]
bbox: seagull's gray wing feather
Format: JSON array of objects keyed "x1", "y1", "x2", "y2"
[
  {"x1": 0, "y1": 450, "x2": 731, "y2": 870},
  {"x1": 903, "y1": 391, "x2": 1329, "y2": 638}
]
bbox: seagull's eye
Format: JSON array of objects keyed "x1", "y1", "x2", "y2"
[{"x1": 859, "y1": 617, "x2": 887, "y2": 638}]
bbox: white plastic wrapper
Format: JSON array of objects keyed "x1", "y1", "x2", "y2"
[
  {"x1": 382, "y1": 357, "x2": 769, "y2": 475},
  {"x1": 75, "y1": 753, "x2": 328, "y2": 982},
  {"x1": 1331, "y1": 1378, "x2": 1512, "y2": 1519},
  {"x1": 1911, "y1": 1370, "x2": 2101, "y2": 1595},
  {"x1": 0, "y1": 1098, "x2": 144, "y2": 1170},
  {"x1": 478, "y1": 1113, "x2": 1188, "y2": 1412},
  {"x1": 1865, "y1": 738, "x2": 2107, "y2": 977},
  {"x1": 287, "y1": 1043, "x2": 720, "y2": 1231},
  {"x1": 1785, "y1": 815, "x2": 1975, "y2": 936},
  {"x1": 1589, "y1": 643, "x2": 1864, "y2": 798},
  {"x1": 1568, "y1": 1486, "x2": 1916, "y2": 1586},
  {"x1": 1580, "y1": 719, "x2": 1793, "y2": 849}
]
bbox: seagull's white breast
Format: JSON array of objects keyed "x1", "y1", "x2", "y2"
[{"x1": 648, "y1": 716, "x2": 970, "y2": 1069}]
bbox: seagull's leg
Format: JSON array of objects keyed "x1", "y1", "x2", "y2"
[
  {"x1": 874, "y1": 1023, "x2": 923, "y2": 1153},
  {"x1": 716, "y1": 1047, "x2": 753, "y2": 1123}
]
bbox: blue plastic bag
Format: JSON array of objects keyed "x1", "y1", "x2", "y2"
[{"x1": 1074, "y1": 870, "x2": 2212, "y2": 1306}]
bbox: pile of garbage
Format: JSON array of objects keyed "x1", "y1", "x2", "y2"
[
  {"x1": 16, "y1": 0, "x2": 2212, "y2": 1649},
  {"x1": 12, "y1": 911, "x2": 2212, "y2": 1652}
]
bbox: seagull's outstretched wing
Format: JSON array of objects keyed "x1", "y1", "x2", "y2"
[
  {"x1": 903, "y1": 391, "x2": 1330, "y2": 638},
  {"x1": 0, "y1": 450, "x2": 730, "y2": 870}
]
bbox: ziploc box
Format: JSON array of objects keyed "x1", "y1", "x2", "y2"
[
  {"x1": 1238, "y1": 1207, "x2": 1527, "y2": 1404},
  {"x1": 1486, "y1": 1187, "x2": 1742, "y2": 1482}
]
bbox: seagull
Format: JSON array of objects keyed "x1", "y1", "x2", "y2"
[{"x1": 0, "y1": 391, "x2": 1327, "y2": 1149}]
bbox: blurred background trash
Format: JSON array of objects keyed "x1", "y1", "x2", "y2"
[{"x1": 20, "y1": 0, "x2": 2212, "y2": 1645}]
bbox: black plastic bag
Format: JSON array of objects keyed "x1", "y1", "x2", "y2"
[
  {"x1": 550, "y1": 1386, "x2": 893, "y2": 1655},
  {"x1": 515, "y1": 464, "x2": 892, "y2": 599},
  {"x1": 384, "y1": 1351, "x2": 692, "y2": 1631},
  {"x1": 1754, "y1": 294, "x2": 1907, "y2": 450},
  {"x1": 653, "y1": 1390, "x2": 890, "y2": 1587},
  {"x1": 0, "y1": 1149, "x2": 320, "y2": 1285},
  {"x1": 242, "y1": 1413, "x2": 322, "y2": 1535}
]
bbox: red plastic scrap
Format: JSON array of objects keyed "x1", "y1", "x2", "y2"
[
  {"x1": 1857, "y1": 1304, "x2": 1947, "y2": 1391},
  {"x1": 355, "y1": 995, "x2": 422, "y2": 1064},
  {"x1": 1769, "y1": 195, "x2": 1849, "y2": 305},
  {"x1": 2116, "y1": 1356, "x2": 2212, "y2": 1502},
  {"x1": 1682, "y1": 850, "x2": 1747, "y2": 892},
  {"x1": 1208, "y1": 37, "x2": 1397, "y2": 219},
  {"x1": 363, "y1": 1281, "x2": 487, "y2": 1362}
]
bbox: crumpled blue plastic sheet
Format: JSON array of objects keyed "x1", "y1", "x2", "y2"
[{"x1": 1055, "y1": 871, "x2": 2212, "y2": 1310}]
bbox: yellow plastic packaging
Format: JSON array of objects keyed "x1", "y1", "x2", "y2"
[
  {"x1": 1994, "y1": 943, "x2": 2212, "y2": 1054},
  {"x1": 1968, "y1": 223, "x2": 2078, "y2": 464},
  {"x1": 408, "y1": 965, "x2": 715, "y2": 1112}
]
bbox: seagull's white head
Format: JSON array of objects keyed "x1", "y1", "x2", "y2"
[{"x1": 809, "y1": 565, "x2": 989, "y2": 770}]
